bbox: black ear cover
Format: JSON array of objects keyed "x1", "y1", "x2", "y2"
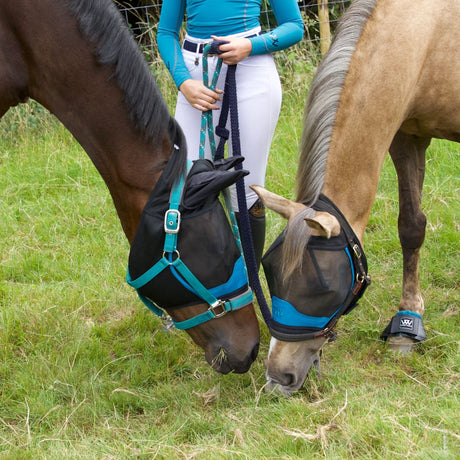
[{"x1": 182, "y1": 159, "x2": 248, "y2": 210}]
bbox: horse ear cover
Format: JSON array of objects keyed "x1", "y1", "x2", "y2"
[{"x1": 183, "y1": 159, "x2": 248, "y2": 210}]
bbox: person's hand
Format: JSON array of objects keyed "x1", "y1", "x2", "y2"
[
  {"x1": 179, "y1": 79, "x2": 223, "y2": 111},
  {"x1": 211, "y1": 35, "x2": 253, "y2": 65}
]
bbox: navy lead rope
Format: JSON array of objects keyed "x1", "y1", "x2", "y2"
[{"x1": 215, "y1": 61, "x2": 272, "y2": 327}]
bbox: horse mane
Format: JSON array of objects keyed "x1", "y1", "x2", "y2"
[
  {"x1": 295, "y1": 0, "x2": 378, "y2": 206},
  {"x1": 282, "y1": 0, "x2": 378, "y2": 282},
  {"x1": 64, "y1": 0, "x2": 184, "y2": 153}
]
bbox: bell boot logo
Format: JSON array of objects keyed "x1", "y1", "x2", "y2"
[{"x1": 399, "y1": 318, "x2": 414, "y2": 330}]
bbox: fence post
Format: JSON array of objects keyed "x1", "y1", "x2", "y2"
[{"x1": 318, "y1": 0, "x2": 331, "y2": 55}]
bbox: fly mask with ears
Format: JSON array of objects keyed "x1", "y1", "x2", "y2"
[
  {"x1": 262, "y1": 194, "x2": 371, "y2": 341},
  {"x1": 127, "y1": 157, "x2": 253, "y2": 329}
]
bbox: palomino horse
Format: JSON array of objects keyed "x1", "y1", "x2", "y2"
[
  {"x1": 0, "y1": 0, "x2": 260, "y2": 374},
  {"x1": 252, "y1": 0, "x2": 459, "y2": 394}
]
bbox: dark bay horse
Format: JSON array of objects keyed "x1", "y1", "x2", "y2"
[
  {"x1": 252, "y1": 0, "x2": 459, "y2": 394},
  {"x1": 0, "y1": 0, "x2": 259, "y2": 374}
]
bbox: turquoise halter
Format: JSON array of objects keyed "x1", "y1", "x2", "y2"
[{"x1": 126, "y1": 159, "x2": 253, "y2": 330}]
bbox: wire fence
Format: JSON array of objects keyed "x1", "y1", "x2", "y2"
[{"x1": 116, "y1": 1, "x2": 351, "y2": 64}]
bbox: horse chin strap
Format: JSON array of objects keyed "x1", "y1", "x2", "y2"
[{"x1": 126, "y1": 159, "x2": 253, "y2": 330}]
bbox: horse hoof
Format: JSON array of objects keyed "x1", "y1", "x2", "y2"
[{"x1": 387, "y1": 335, "x2": 416, "y2": 354}]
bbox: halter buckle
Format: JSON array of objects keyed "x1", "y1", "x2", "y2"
[
  {"x1": 315, "y1": 326, "x2": 337, "y2": 342},
  {"x1": 352, "y1": 243, "x2": 362, "y2": 259},
  {"x1": 164, "y1": 209, "x2": 181, "y2": 234},
  {"x1": 209, "y1": 299, "x2": 228, "y2": 318},
  {"x1": 324, "y1": 328, "x2": 338, "y2": 342},
  {"x1": 352, "y1": 272, "x2": 371, "y2": 295}
]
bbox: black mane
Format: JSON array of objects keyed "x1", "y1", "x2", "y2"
[{"x1": 64, "y1": 0, "x2": 180, "y2": 146}]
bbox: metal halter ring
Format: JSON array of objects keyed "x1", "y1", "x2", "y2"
[{"x1": 163, "y1": 250, "x2": 180, "y2": 260}]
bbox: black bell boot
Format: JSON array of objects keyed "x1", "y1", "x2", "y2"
[{"x1": 236, "y1": 199, "x2": 266, "y2": 271}]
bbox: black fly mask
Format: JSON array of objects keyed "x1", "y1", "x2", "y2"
[
  {"x1": 262, "y1": 195, "x2": 371, "y2": 341},
  {"x1": 127, "y1": 156, "x2": 250, "y2": 315}
]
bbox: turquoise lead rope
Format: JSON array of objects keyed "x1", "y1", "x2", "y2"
[
  {"x1": 199, "y1": 43, "x2": 223, "y2": 159},
  {"x1": 199, "y1": 43, "x2": 246, "y2": 269}
]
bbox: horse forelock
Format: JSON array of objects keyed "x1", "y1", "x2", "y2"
[
  {"x1": 64, "y1": 0, "x2": 176, "y2": 147},
  {"x1": 281, "y1": 207, "x2": 315, "y2": 283},
  {"x1": 295, "y1": 0, "x2": 378, "y2": 206}
]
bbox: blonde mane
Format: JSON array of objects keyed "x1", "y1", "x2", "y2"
[
  {"x1": 295, "y1": 0, "x2": 378, "y2": 205},
  {"x1": 282, "y1": 0, "x2": 378, "y2": 281}
]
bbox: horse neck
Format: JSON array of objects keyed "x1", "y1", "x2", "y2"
[
  {"x1": 320, "y1": 113, "x2": 392, "y2": 242},
  {"x1": 13, "y1": 0, "x2": 173, "y2": 243},
  {"x1": 315, "y1": 0, "x2": 427, "y2": 242},
  {"x1": 301, "y1": 70, "x2": 395, "y2": 242},
  {"x1": 35, "y1": 72, "x2": 171, "y2": 243}
]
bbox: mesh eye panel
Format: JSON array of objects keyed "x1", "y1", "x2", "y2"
[{"x1": 262, "y1": 230, "x2": 353, "y2": 321}]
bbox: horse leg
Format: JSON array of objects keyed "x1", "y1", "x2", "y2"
[{"x1": 382, "y1": 130, "x2": 431, "y2": 352}]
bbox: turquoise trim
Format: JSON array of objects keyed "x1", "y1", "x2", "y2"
[
  {"x1": 170, "y1": 257, "x2": 220, "y2": 307},
  {"x1": 209, "y1": 256, "x2": 247, "y2": 298},
  {"x1": 134, "y1": 290, "x2": 164, "y2": 318},
  {"x1": 397, "y1": 310, "x2": 422, "y2": 319},
  {"x1": 345, "y1": 247, "x2": 355, "y2": 283},
  {"x1": 272, "y1": 296, "x2": 341, "y2": 328},
  {"x1": 126, "y1": 259, "x2": 169, "y2": 290},
  {"x1": 163, "y1": 160, "x2": 190, "y2": 253}
]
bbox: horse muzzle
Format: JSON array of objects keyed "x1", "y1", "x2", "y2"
[{"x1": 265, "y1": 351, "x2": 321, "y2": 395}]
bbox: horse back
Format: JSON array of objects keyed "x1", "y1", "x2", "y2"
[
  {"x1": 328, "y1": 0, "x2": 460, "y2": 147},
  {"x1": 360, "y1": 0, "x2": 460, "y2": 141}
]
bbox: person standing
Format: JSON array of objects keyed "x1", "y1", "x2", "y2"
[{"x1": 157, "y1": 0, "x2": 304, "y2": 268}]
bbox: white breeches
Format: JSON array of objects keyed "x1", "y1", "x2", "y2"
[{"x1": 174, "y1": 31, "x2": 282, "y2": 209}]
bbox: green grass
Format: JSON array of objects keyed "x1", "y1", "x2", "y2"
[{"x1": 0, "y1": 69, "x2": 459, "y2": 458}]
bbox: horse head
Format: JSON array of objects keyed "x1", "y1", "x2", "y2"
[
  {"x1": 127, "y1": 157, "x2": 260, "y2": 374},
  {"x1": 251, "y1": 185, "x2": 369, "y2": 394}
]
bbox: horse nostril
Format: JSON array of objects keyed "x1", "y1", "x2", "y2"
[
  {"x1": 282, "y1": 373, "x2": 295, "y2": 386},
  {"x1": 250, "y1": 343, "x2": 260, "y2": 362}
]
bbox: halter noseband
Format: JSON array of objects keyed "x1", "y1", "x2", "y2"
[{"x1": 126, "y1": 160, "x2": 253, "y2": 330}]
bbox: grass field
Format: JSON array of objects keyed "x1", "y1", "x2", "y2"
[{"x1": 0, "y1": 61, "x2": 459, "y2": 458}]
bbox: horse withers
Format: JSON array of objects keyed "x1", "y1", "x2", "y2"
[
  {"x1": 253, "y1": 0, "x2": 459, "y2": 394},
  {"x1": 0, "y1": 0, "x2": 259, "y2": 374}
]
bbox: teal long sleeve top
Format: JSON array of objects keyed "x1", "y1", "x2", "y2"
[{"x1": 157, "y1": 0, "x2": 304, "y2": 88}]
